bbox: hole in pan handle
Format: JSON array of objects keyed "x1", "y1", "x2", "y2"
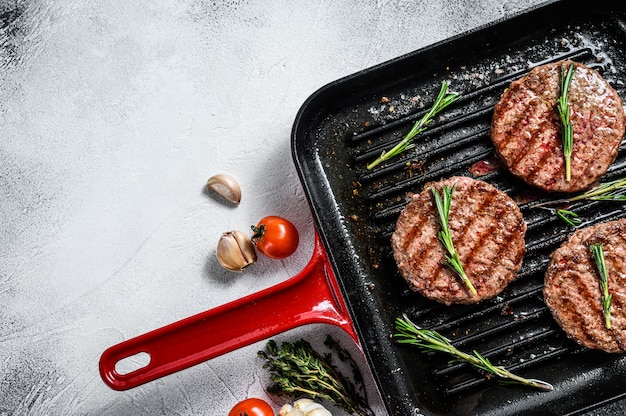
[{"x1": 98, "y1": 230, "x2": 358, "y2": 391}]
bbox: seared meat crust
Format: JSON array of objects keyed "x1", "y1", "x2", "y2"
[
  {"x1": 391, "y1": 176, "x2": 526, "y2": 305},
  {"x1": 544, "y1": 218, "x2": 626, "y2": 353},
  {"x1": 491, "y1": 60, "x2": 625, "y2": 193}
]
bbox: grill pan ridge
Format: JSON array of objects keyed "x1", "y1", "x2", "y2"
[{"x1": 292, "y1": 2, "x2": 626, "y2": 415}]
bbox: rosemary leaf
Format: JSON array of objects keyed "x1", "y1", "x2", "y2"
[
  {"x1": 555, "y1": 209, "x2": 582, "y2": 227},
  {"x1": 557, "y1": 63, "x2": 576, "y2": 182},
  {"x1": 394, "y1": 315, "x2": 554, "y2": 391},
  {"x1": 570, "y1": 177, "x2": 626, "y2": 202},
  {"x1": 589, "y1": 243, "x2": 612, "y2": 329},
  {"x1": 431, "y1": 184, "x2": 477, "y2": 296},
  {"x1": 367, "y1": 81, "x2": 460, "y2": 170}
]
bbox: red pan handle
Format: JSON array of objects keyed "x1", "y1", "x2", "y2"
[{"x1": 99, "y1": 231, "x2": 357, "y2": 390}]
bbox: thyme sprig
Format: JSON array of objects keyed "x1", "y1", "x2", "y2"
[
  {"x1": 531, "y1": 176, "x2": 626, "y2": 226},
  {"x1": 367, "y1": 81, "x2": 460, "y2": 170},
  {"x1": 432, "y1": 184, "x2": 477, "y2": 296},
  {"x1": 557, "y1": 62, "x2": 576, "y2": 182},
  {"x1": 589, "y1": 242, "x2": 612, "y2": 329},
  {"x1": 258, "y1": 337, "x2": 373, "y2": 416},
  {"x1": 394, "y1": 315, "x2": 554, "y2": 391}
]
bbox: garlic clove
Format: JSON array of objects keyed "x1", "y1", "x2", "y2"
[
  {"x1": 279, "y1": 399, "x2": 332, "y2": 416},
  {"x1": 305, "y1": 409, "x2": 332, "y2": 416},
  {"x1": 278, "y1": 404, "x2": 305, "y2": 416},
  {"x1": 207, "y1": 174, "x2": 242, "y2": 206},
  {"x1": 295, "y1": 399, "x2": 332, "y2": 416},
  {"x1": 216, "y1": 230, "x2": 257, "y2": 271},
  {"x1": 278, "y1": 404, "x2": 294, "y2": 416}
]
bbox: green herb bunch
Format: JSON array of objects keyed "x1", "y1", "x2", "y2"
[
  {"x1": 589, "y1": 242, "x2": 612, "y2": 329},
  {"x1": 532, "y1": 176, "x2": 626, "y2": 226},
  {"x1": 367, "y1": 81, "x2": 460, "y2": 170},
  {"x1": 557, "y1": 62, "x2": 576, "y2": 182},
  {"x1": 432, "y1": 184, "x2": 477, "y2": 296},
  {"x1": 395, "y1": 315, "x2": 553, "y2": 391},
  {"x1": 258, "y1": 336, "x2": 373, "y2": 416}
]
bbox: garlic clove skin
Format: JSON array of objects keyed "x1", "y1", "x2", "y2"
[
  {"x1": 278, "y1": 404, "x2": 300, "y2": 416},
  {"x1": 207, "y1": 174, "x2": 242, "y2": 206},
  {"x1": 279, "y1": 399, "x2": 332, "y2": 416},
  {"x1": 216, "y1": 230, "x2": 257, "y2": 271}
]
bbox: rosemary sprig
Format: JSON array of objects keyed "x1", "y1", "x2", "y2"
[
  {"x1": 557, "y1": 62, "x2": 576, "y2": 182},
  {"x1": 394, "y1": 315, "x2": 554, "y2": 391},
  {"x1": 589, "y1": 242, "x2": 612, "y2": 329},
  {"x1": 431, "y1": 184, "x2": 477, "y2": 296},
  {"x1": 569, "y1": 176, "x2": 626, "y2": 203},
  {"x1": 531, "y1": 176, "x2": 626, "y2": 225},
  {"x1": 366, "y1": 81, "x2": 460, "y2": 170},
  {"x1": 258, "y1": 337, "x2": 373, "y2": 416}
]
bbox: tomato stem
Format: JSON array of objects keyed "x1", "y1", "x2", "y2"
[{"x1": 251, "y1": 224, "x2": 266, "y2": 243}]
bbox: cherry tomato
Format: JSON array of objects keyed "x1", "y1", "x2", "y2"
[
  {"x1": 228, "y1": 398, "x2": 274, "y2": 416},
  {"x1": 251, "y1": 216, "x2": 299, "y2": 259}
]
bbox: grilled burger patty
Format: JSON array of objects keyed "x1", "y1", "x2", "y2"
[
  {"x1": 491, "y1": 60, "x2": 625, "y2": 193},
  {"x1": 544, "y1": 218, "x2": 626, "y2": 353},
  {"x1": 391, "y1": 176, "x2": 526, "y2": 305}
]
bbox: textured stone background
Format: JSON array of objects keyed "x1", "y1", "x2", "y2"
[{"x1": 8, "y1": 1, "x2": 622, "y2": 415}]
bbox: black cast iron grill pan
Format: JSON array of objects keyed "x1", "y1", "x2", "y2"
[{"x1": 291, "y1": 1, "x2": 626, "y2": 415}]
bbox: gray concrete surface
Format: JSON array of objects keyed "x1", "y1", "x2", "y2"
[{"x1": 4, "y1": 1, "x2": 603, "y2": 415}]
